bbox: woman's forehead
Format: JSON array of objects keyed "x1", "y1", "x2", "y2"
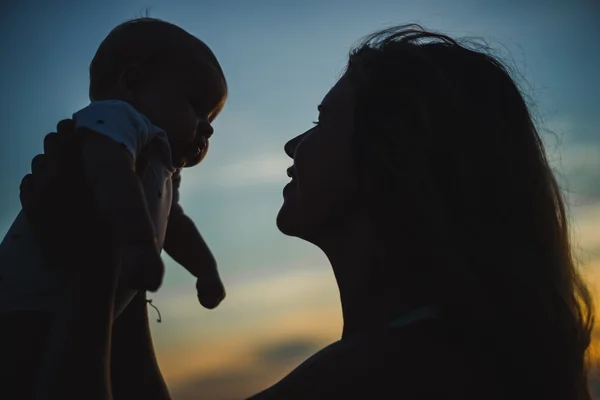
[{"x1": 320, "y1": 76, "x2": 355, "y2": 114}]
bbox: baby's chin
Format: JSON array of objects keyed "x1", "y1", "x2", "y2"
[{"x1": 170, "y1": 150, "x2": 187, "y2": 169}]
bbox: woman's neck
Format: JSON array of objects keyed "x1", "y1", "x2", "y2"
[
  {"x1": 316, "y1": 215, "x2": 431, "y2": 340},
  {"x1": 328, "y1": 247, "x2": 381, "y2": 339}
]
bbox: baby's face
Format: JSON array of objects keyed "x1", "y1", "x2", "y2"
[{"x1": 132, "y1": 53, "x2": 227, "y2": 169}]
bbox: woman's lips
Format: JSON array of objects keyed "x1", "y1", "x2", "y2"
[
  {"x1": 283, "y1": 179, "x2": 296, "y2": 196},
  {"x1": 286, "y1": 166, "x2": 295, "y2": 178}
]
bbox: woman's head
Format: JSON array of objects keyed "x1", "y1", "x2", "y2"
[
  {"x1": 277, "y1": 74, "x2": 359, "y2": 242},
  {"x1": 278, "y1": 25, "x2": 594, "y2": 399}
]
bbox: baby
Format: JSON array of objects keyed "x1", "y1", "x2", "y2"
[{"x1": 0, "y1": 17, "x2": 227, "y2": 397}]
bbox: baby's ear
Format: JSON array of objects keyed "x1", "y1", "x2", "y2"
[{"x1": 118, "y1": 65, "x2": 144, "y2": 99}]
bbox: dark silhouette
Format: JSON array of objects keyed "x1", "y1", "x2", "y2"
[
  {"x1": 251, "y1": 25, "x2": 594, "y2": 400},
  {"x1": 6, "y1": 24, "x2": 595, "y2": 399},
  {"x1": 0, "y1": 18, "x2": 227, "y2": 399}
]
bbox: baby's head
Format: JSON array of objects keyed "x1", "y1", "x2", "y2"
[{"x1": 89, "y1": 18, "x2": 227, "y2": 168}]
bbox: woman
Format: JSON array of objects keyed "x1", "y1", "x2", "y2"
[{"x1": 19, "y1": 25, "x2": 594, "y2": 399}]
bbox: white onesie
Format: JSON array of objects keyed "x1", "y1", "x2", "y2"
[{"x1": 0, "y1": 100, "x2": 178, "y2": 318}]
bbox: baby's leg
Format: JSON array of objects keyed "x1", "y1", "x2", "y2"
[
  {"x1": 0, "y1": 311, "x2": 53, "y2": 399},
  {"x1": 111, "y1": 292, "x2": 171, "y2": 399},
  {"x1": 79, "y1": 131, "x2": 165, "y2": 291}
]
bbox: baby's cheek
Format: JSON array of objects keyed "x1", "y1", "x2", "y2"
[
  {"x1": 166, "y1": 124, "x2": 194, "y2": 150},
  {"x1": 177, "y1": 119, "x2": 199, "y2": 143},
  {"x1": 184, "y1": 146, "x2": 208, "y2": 168}
]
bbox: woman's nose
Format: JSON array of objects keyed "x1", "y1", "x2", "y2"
[{"x1": 284, "y1": 133, "x2": 305, "y2": 158}]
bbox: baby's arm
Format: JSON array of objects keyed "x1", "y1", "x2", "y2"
[
  {"x1": 79, "y1": 132, "x2": 164, "y2": 291},
  {"x1": 163, "y1": 171, "x2": 225, "y2": 309},
  {"x1": 74, "y1": 102, "x2": 166, "y2": 291}
]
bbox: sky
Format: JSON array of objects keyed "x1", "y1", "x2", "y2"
[{"x1": 1, "y1": 0, "x2": 599, "y2": 398}]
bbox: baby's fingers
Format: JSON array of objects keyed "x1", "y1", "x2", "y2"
[{"x1": 196, "y1": 277, "x2": 226, "y2": 309}]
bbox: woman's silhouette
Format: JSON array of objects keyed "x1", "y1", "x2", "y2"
[{"x1": 14, "y1": 25, "x2": 595, "y2": 399}]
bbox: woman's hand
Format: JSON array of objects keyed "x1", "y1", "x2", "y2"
[
  {"x1": 20, "y1": 120, "x2": 116, "y2": 279},
  {"x1": 20, "y1": 119, "x2": 122, "y2": 398}
]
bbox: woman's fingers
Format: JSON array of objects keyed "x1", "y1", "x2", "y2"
[
  {"x1": 30, "y1": 154, "x2": 48, "y2": 177},
  {"x1": 54, "y1": 119, "x2": 81, "y2": 173},
  {"x1": 29, "y1": 153, "x2": 59, "y2": 205},
  {"x1": 42, "y1": 134, "x2": 62, "y2": 179},
  {"x1": 56, "y1": 119, "x2": 76, "y2": 138},
  {"x1": 19, "y1": 173, "x2": 40, "y2": 219},
  {"x1": 19, "y1": 171, "x2": 61, "y2": 266},
  {"x1": 43, "y1": 133, "x2": 62, "y2": 161}
]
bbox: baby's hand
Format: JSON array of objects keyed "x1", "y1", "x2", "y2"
[
  {"x1": 19, "y1": 120, "x2": 117, "y2": 280},
  {"x1": 196, "y1": 271, "x2": 226, "y2": 310}
]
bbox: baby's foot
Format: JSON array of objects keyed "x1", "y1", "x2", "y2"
[
  {"x1": 123, "y1": 242, "x2": 165, "y2": 292},
  {"x1": 196, "y1": 276, "x2": 226, "y2": 309}
]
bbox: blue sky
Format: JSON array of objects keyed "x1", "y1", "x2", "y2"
[{"x1": 1, "y1": 1, "x2": 599, "y2": 398}]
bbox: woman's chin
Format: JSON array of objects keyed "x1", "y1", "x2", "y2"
[
  {"x1": 276, "y1": 201, "x2": 297, "y2": 236},
  {"x1": 276, "y1": 201, "x2": 320, "y2": 244}
]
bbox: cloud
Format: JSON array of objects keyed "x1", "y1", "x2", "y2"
[
  {"x1": 171, "y1": 368, "x2": 269, "y2": 400},
  {"x1": 152, "y1": 267, "x2": 338, "y2": 324},
  {"x1": 570, "y1": 205, "x2": 600, "y2": 261},
  {"x1": 147, "y1": 266, "x2": 342, "y2": 390},
  {"x1": 170, "y1": 337, "x2": 323, "y2": 400},
  {"x1": 180, "y1": 151, "x2": 291, "y2": 192},
  {"x1": 211, "y1": 152, "x2": 291, "y2": 188},
  {"x1": 539, "y1": 116, "x2": 600, "y2": 205},
  {"x1": 253, "y1": 338, "x2": 321, "y2": 367}
]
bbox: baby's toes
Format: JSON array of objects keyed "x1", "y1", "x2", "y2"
[{"x1": 124, "y1": 244, "x2": 165, "y2": 292}]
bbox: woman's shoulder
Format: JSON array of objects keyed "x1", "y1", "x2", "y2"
[
  {"x1": 343, "y1": 320, "x2": 501, "y2": 398},
  {"x1": 249, "y1": 320, "x2": 502, "y2": 399},
  {"x1": 380, "y1": 320, "x2": 502, "y2": 397}
]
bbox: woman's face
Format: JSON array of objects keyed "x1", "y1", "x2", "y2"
[{"x1": 277, "y1": 76, "x2": 360, "y2": 243}]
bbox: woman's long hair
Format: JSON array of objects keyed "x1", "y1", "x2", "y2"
[{"x1": 346, "y1": 25, "x2": 594, "y2": 399}]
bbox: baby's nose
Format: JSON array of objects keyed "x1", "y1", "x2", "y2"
[{"x1": 197, "y1": 120, "x2": 214, "y2": 138}]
